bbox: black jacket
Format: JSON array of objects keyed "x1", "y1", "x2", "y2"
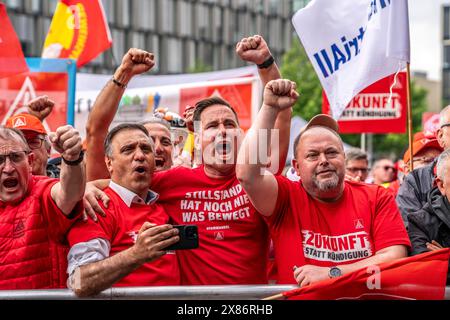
[
  {"x1": 396, "y1": 160, "x2": 437, "y2": 228},
  {"x1": 407, "y1": 187, "x2": 450, "y2": 284}
]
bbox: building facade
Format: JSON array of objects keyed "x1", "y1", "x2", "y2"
[
  {"x1": 4, "y1": 0, "x2": 310, "y2": 75},
  {"x1": 443, "y1": 4, "x2": 450, "y2": 106}
]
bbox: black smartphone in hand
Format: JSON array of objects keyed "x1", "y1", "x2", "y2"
[{"x1": 166, "y1": 225, "x2": 199, "y2": 250}]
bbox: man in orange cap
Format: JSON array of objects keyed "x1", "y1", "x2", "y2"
[
  {"x1": 397, "y1": 106, "x2": 450, "y2": 228},
  {"x1": 402, "y1": 131, "x2": 443, "y2": 175},
  {"x1": 6, "y1": 113, "x2": 51, "y2": 176}
]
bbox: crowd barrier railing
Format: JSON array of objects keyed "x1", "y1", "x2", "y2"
[{"x1": 0, "y1": 285, "x2": 449, "y2": 300}]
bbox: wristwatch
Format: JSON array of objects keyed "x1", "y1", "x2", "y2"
[
  {"x1": 257, "y1": 55, "x2": 275, "y2": 69},
  {"x1": 62, "y1": 150, "x2": 85, "y2": 166},
  {"x1": 328, "y1": 266, "x2": 342, "y2": 278}
]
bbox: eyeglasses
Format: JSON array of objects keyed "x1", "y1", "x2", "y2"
[
  {"x1": 382, "y1": 166, "x2": 396, "y2": 171},
  {"x1": 26, "y1": 136, "x2": 45, "y2": 150},
  {"x1": 0, "y1": 151, "x2": 29, "y2": 166},
  {"x1": 347, "y1": 167, "x2": 369, "y2": 174}
]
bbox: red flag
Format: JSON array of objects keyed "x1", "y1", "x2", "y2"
[
  {"x1": 0, "y1": 3, "x2": 29, "y2": 79},
  {"x1": 42, "y1": 0, "x2": 112, "y2": 67},
  {"x1": 282, "y1": 249, "x2": 449, "y2": 300}
]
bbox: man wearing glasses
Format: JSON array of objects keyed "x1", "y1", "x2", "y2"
[
  {"x1": 397, "y1": 106, "x2": 450, "y2": 227},
  {"x1": 6, "y1": 113, "x2": 51, "y2": 177},
  {"x1": 0, "y1": 125, "x2": 85, "y2": 289},
  {"x1": 371, "y1": 158, "x2": 396, "y2": 187},
  {"x1": 345, "y1": 148, "x2": 369, "y2": 182}
]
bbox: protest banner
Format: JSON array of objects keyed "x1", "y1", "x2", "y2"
[
  {"x1": 0, "y1": 58, "x2": 76, "y2": 133},
  {"x1": 322, "y1": 73, "x2": 407, "y2": 133}
]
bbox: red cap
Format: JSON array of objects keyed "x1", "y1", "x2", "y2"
[
  {"x1": 403, "y1": 131, "x2": 442, "y2": 164},
  {"x1": 5, "y1": 113, "x2": 46, "y2": 135}
]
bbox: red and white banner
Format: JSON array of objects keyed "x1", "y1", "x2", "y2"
[
  {"x1": 0, "y1": 3, "x2": 29, "y2": 79},
  {"x1": 322, "y1": 72, "x2": 407, "y2": 133},
  {"x1": 293, "y1": 0, "x2": 410, "y2": 120},
  {"x1": 282, "y1": 249, "x2": 450, "y2": 300},
  {"x1": 74, "y1": 66, "x2": 261, "y2": 138},
  {"x1": 0, "y1": 60, "x2": 74, "y2": 133}
]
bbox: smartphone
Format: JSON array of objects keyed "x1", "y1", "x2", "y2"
[{"x1": 166, "y1": 225, "x2": 199, "y2": 250}]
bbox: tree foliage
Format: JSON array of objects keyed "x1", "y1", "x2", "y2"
[{"x1": 280, "y1": 37, "x2": 428, "y2": 158}]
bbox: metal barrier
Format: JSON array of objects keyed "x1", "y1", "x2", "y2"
[
  {"x1": 0, "y1": 285, "x2": 296, "y2": 300},
  {"x1": 0, "y1": 285, "x2": 449, "y2": 300}
]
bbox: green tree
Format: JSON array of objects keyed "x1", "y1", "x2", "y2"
[
  {"x1": 280, "y1": 37, "x2": 428, "y2": 158},
  {"x1": 188, "y1": 60, "x2": 213, "y2": 73}
]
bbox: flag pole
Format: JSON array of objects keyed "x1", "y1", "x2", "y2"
[
  {"x1": 261, "y1": 293, "x2": 286, "y2": 300},
  {"x1": 406, "y1": 63, "x2": 414, "y2": 172}
]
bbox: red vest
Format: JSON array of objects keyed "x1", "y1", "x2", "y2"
[{"x1": 0, "y1": 176, "x2": 78, "y2": 289}]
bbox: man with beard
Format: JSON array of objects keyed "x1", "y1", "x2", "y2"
[
  {"x1": 236, "y1": 79, "x2": 410, "y2": 286},
  {"x1": 85, "y1": 35, "x2": 291, "y2": 284}
]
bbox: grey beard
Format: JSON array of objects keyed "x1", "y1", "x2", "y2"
[{"x1": 313, "y1": 173, "x2": 339, "y2": 191}]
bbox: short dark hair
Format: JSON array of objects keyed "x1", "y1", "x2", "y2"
[
  {"x1": 104, "y1": 123, "x2": 150, "y2": 157},
  {"x1": 193, "y1": 96, "x2": 239, "y2": 124}
]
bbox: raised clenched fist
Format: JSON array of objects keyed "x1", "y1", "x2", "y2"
[
  {"x1": 118, "y1": 48, "x2": 155, "y2": 78},
  {"x1": 49, "y1": 125, "x2": 82, "y2": 162},
  {"x1": 26, "y1": 95, "x2": 55, "y2": 121},
  {"x1": 236, "y1": 35, "x2": 271, "y2": 65},
  {"x1": 263, "y1": 79, "x2": 299, "y2": 110},
  {"x1": 183, "y1": 105, "x2": 195, "y2": 132}
]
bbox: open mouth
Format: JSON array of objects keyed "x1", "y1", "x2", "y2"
[
  {"x1": 215, "y1": 141, "x2": 232, "y2": 155},
  {"x1": 155, "y1": 158, "x2": 165, "y2": 168},
  {"x1": 134, "y1": 166, "x2": 147, "y2": 174},
  {"x1": 3, "y1": 177, "x2": 18, "y2": 189}
]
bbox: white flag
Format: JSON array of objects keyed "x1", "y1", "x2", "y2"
[{"x1": 292, "y1": 0, "x2": 410, "y2": 119}]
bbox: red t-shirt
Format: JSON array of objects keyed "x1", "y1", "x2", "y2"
[
  {"x1": 152, "y1": 165, "x2": 269, "y2": 285},
  {"x1": 0, "y1": 175, "x2": 82, "y2": 289},
  {"x1": 67, "y1": 187, "x2": 180, "y2": 286},
  {"x1": 266, "y1": 176, "x2": 411, "y2": 284}
]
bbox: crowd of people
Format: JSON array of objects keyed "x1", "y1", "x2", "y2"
[{"x1": 0, "y1": 34, "x2": 449, "y2": 295}]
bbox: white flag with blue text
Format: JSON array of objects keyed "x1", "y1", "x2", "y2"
[{"x1": 292, "y1": 0, "x2": 410, "y2": 119}]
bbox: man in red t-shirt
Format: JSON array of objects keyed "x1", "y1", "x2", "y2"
[
  {"x1": 237, "y1": 79, "x2": 410, "y2": 286},
  {"x1": 67, "y1": 123, "x2": 180, "y2": 297},
  {"x1": 0, "y1": 125, "x2": 84, "y2": 289},
  {"x1": 86, "y1": 35, "x2": 290, "y2": 284}
]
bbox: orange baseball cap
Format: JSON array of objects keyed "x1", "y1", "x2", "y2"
[
  {"x1": 403, "y1": 131, "x2": 442, "y2": 164},
  {"x1": 5, "y1": 113, "x2": 47, "y2": 135}
]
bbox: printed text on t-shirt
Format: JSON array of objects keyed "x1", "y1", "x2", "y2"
[
  {"x1": 302, "y1": 230, "x2": 373, "y2": 263},
  {"x1": 181, "y1": 185, "x2": 252, "y2": 223}
]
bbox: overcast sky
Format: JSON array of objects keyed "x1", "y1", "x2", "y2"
[{"x1": 410, "y1": 0, "x2": 450, "y2": 80}]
